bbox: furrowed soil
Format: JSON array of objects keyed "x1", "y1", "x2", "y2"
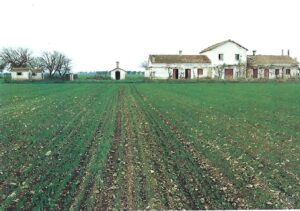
[{"x1": 1, "y1": 82, "x2": 299, "y2": 209}]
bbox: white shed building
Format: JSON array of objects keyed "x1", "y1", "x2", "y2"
[
  {"x1": 31, "y1": 68, "x2": 44, "y2": 80},
  {"x1": 110, "y1": 62, "x2": 126, "y2": 80}
]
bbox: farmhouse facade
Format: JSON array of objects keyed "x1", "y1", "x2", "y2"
[
  {"x1": 11, "y1": 67, "x2": 43, "y2": 80},
  {"x1": 145, "y1": 39, "x2": 299, "y2": 80},
  {"x1": 145, "y1": 52, "x2": 211, "y2": 79},
  {"x1": 247, "y1": 53, "x2": 299, "y2": 79},
  {"x1": 199, "y1": 40, "x2": 248, "y2": 80},
  {"x1": 110, "y1": 61, "x2": 126, "y2": 80}
]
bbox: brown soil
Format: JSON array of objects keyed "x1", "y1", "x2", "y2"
[{"x1": 96, "y1": 88, "x2": 124, "y2": 210}]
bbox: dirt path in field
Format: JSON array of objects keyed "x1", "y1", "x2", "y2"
[
  {"x1": 120, "y1": 95, "x2": 135, "y2": 210},
  {"x1": 95, "y1": 88, "x2": 124, "y2": 210},
  {"x1": 136, "y1": 99, "x2": 201, "y2": 209},
  {"x1": 128, "y1": 94, "x2": 176, "y2": 209},
  {"x1": 127, "y1": 107, "x2": 148, "y2": 207},
  {"x1": 127, "y1": 88, "x2": 201, "y2": 209}
]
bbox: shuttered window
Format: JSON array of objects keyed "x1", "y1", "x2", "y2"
[
  {"x1": 218, "y1": 54, "x2": 224, "y2": 61},
  {"x1": 235, "y1": 54, "x2": 240, "y2": 61},
  {"x1": 197, "y1": 69, "x2": 203, "y2": 76}
]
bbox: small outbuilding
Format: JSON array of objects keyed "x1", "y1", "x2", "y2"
[
  {"x1": 65, "y1": 73, "x2": 74, "y2": 81},
  {"x1": 31, "y1": 68, "x2": 44, "y2": 80},
  {"x1": 11, "y1": 67, "x2": 43, "y2": 80},
  {"x1": 11, "y1": 67, "x2": 31, "y2": 80},
  {"x1": 110, "y1": 61, "x2": 126, "y2": 80}
]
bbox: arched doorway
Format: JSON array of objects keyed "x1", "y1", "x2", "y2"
[{"x1": 115, "y1": 71, "x2": 120, "y2": 80}]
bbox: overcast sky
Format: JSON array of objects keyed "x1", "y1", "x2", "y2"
[{"x1": 0, "y1": 0, "x2": 299, "y2": 72}]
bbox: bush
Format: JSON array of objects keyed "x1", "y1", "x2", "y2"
[{"x1": 3, "y1": 73, "x2": 12, "y2": 83}]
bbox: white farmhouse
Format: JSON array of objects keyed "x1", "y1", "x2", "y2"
[
  {"x1": 200, "y1": 39, "x2": 248, "y2": 80},
  {"x1": 110, "y1": 61, "x2": 126, "y2": 80},
  {"x1": 11, "y1": 67, "x2": 43, "y2": 80},
  {"x1": 145, "y1": 51, "x2": 211, "y2": 79},
  {"x1": 247, "y1": 53, "x2": 299, "y2": 79}
]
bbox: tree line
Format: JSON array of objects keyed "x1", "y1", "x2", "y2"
[{"x1": 0, "y1": 48, "x2": 71, "y2": 80}]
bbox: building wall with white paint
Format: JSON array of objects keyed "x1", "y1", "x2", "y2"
[
  {"x1": 247, "y1": 67, "x2": 299, "y2": 79},
  {"x1": 200, "y1": 41, "x2": 247, "y2": 66},
  {"x1": 200, "y1": 41, "x2": 248, "y2": 80},
  {"x1": 11, "y1": 71, "x2": 30, "y2": 80},
  {"x1": 147, "y1": 63, "x2": 211, "y2": 79},
  {"x1": 31, "y1": 72, "x2": 43, "y2": 80},
  {"x1": 110, "y1": 68, "x2": 126, "y2": 80}
]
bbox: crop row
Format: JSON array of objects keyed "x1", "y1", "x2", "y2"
[{"x1": 135, "y1": 83, "x2": 299, "y2": 208}]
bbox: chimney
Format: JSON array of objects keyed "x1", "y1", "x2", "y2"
[
  {"x1": 252, "y1": 50, "x2": 256, "y2": 56},
  {"x1": 179, "y1": 50, "x2": 182, "y2": 55},
  {"x1": 116, "y1": 61, "x2": 119, "y2": 68},
  {"x1": 282, "y1": 49, "x2": 284, "y2": 56},
  {"x1": 288, "y1": 49, "x2": 290, "y2": 57}
]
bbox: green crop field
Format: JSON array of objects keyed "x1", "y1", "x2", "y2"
[{"x1": 0, "y1": 81, "x2": 299, "y2": 209}]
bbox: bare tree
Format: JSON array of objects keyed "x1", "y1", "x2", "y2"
[
  {"x1": 149, "y1": 70, "x2": 156, "y2": 79},
  {"x1": 215, "y1": 64, "x2": 226, "y2": 79},
  {"x1": 0, "y1": 59, "x2": 6, "y2": 73},
  {"x1": 140, "y1": 60, "x2": 148, "y2": 70},
  {"x1": 57, "y1": 58, "x2": 71, "y2": 79},
  {"x1": 179, "y1": 71, "x2": 185, "y2": 79},
  {"x1": 167, "y1": 66, "x2": 173, "y2": 79},
  {"x1": 236, "y1": 62, "x2": 246, "y2": 79},
  {"x1": 0, "y1": 48, "x2": 32, "y2": 70},
  {"x1": 281, "y1": 67, "x2": 285, "y2": 79},
  {"x1": 39, "y1": 51, "x2": 71, "y2": 80},
  {"x1": 29, "y1": 57, "x2": 43, "y2": 69}
]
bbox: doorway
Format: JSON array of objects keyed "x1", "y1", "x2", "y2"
[
  {"x1": 253, "y1": 69, "x2": 258, "y2": 78},
  {"x1": 115, "y1": 71, "x2": 120, "y2": 80},
  {"x1": 225, "y1": 69, "x2": 233, "y2": 80},
  {"x1": 185, "y1": 69, "x2": 191, "y2": 79},
  {"x1": 264, "y1": 69, "x2": 269, "y2": 79},
  {"x1": 173, "y1": 69, "x2": 179, "y2": 79}
]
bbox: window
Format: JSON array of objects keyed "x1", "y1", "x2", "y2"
[
  {"x1": 275, "y1": 69, "x2": 280, "y2": 75},
  {"x1": 197, "y1": 69, "x2": 203, "y2": 76},
  {"x1": 286, "y1": 69, "x2": 290, "y2": 75},
  {"x1": 218, "y1": 54, "x2": 224, "y2": 61},
  {"x1": 32, "y1": 73, "x2": 37, "y2": 76},
  {"x1": 235, "y1": 54, "x2": 240, "y2": 61},
  {"x1": 17, "y1": 72, "x2": 22, "y2": 76}
]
